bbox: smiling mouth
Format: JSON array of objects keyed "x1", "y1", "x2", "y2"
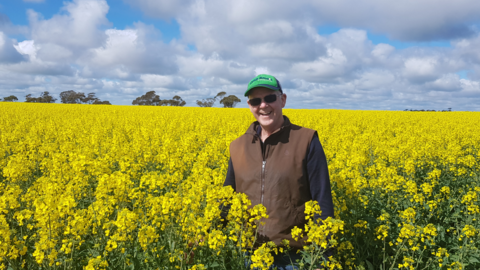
[{"x1": 260, "y1": 112, "x2": 272, "y2": 116}]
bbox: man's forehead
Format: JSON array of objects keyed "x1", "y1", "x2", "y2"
[{"x1": 248, "y1": 87, "x2": 277, "y2": 98}]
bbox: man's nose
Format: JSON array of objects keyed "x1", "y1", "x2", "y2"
[{"x1": 259, "y1": 99, "x2": 269, "y2": 108}]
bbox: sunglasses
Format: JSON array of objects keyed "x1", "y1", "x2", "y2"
[{"x1": 248, "y1": 94, "x2": 282, "y2": 106}]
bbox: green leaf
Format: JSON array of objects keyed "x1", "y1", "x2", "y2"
[
  {"x1": 469, "y1": 257, "x2": 480, "y2": 264},
  {"x1": 366, "y1": 259, "x2": 374, "y2": 270},
  {"x1": 208, "y1": 262, "x2": 220, "y2": 268},
  {"x1": 450, "y1": 255, "x2": 459, "y2": 261}
]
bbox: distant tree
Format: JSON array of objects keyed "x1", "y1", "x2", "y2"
[
  {"x1": 196, "y1": 98, "x2": 215, "y2": 107},
  {"x1": 60, "y1": 90, "x2": 86, "y2": 104},
  {"x1": 170, "y1": 95, "x2": 186, "y2": 106},
  {"x1": 25, "y1": 94, "x2": 37, "y2": 103},
  {"x1": 132, "y1": 91, "x2": 161, "y2": 106},
  {"x1": 25, "y1": 92, "x2": 56, "y2": 103},
  {"x1": 159, "y1": 95, "x2": 186, "y2": 106},
  {"x1": 215, "y1": 91, "x2": 226, "y2": 100},
  {"x1": 3, "y1": 95, "x2": 18, "y2": 102},
  {"x1": 196, "y1": 91, "x2": 227, "y2": 107},
  {"x1": 75, "y1": 92, "x2": 111, "y2": 105},
  {"x1": 39, "y1": 91, "x2": 56, "y2": 103},
  {"x1": 82, "y1": 92, "x2": 98, "y2": 104},
  {"x1": 220, "y1": 95, "x2": 241, "y2": 108},
  {"x1": 93, "y1": 99, "x2": 112, "y2": 105}
]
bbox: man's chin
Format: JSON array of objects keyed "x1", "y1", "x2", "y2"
[{"x1": 258, "y1": 119, "x2": 274, "y2": 128}]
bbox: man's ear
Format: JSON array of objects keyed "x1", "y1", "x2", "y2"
[{"x1": 281, "y1": 94, "x2": 287, "y2": 108}]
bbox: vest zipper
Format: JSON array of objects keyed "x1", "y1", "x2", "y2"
[
  {"x1": 260, "y1": 137, "x2": 266, "y2": 234},
  {"x1": 261, "y1": 138, "x2": 266, "y2": 207},
  {"x1": 261, "y1": 160, "x2": 266, "y2": 206},
  {"x1": 260, "y1": 160, "x2": 266, "y2": 234}
]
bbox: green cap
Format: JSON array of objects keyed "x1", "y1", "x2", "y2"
[{"x1": 245, "y1": 74, "x2": 283, "y2": 97}]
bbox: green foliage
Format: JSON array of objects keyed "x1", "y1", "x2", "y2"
[
  {"x1": 133, "y1": 91, "x2": 185, "y2": 106},
  {"x1": 2, "y1": 95, "x2": 18, "y2": 102},
  {"x1": 25, "y1": 92, "x2": 56, "y2": 103},
  {"x1": 59, "y1": 90, "x2": 110, "y2": 104},
  {"x1": 197, "y1": 92, "x2": 227, "y2": 107},
  {"x1": 160, "y1": 95, "x2": 186, "y2": 106},
  {"x1": 220, "y1": 95, "x2": 241, "y2": 108},
  {"x1": 60, "y1": 90, "x2": 85, "y2": 104},
  {"x1": 331, "y1": 157, "x2": 480, "y2": 270}
]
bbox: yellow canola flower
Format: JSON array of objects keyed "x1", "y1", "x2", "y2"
[
  {"x1": 250, "y1": 242, "x2": 274, "y2": 270},
  {"x1": 85, "y1": 256, "x2": 108, "y2": 270},
  {"x1": 1, "y1": 103, "x2": 479, "y2": 269},
  {"x1": 461, "y1": 225, "x2": 477, "y2": 238},
  {"x1": 375, "y1": 225, "x2": 389, "y2": 240},
  {"x1": 207, "y1": 229, "x2": 227, "y2": 250}
]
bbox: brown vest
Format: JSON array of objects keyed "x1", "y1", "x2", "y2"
[{"x1": 230, "y1": 116, "x2": 316, "y2": 248}]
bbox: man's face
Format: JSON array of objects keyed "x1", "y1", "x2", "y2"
[{"x1": 247, "y1": 87, "x2": 286, "y2": 130}]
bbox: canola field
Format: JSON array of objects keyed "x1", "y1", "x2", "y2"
[{"x1": 1, "y1": 102, "x2": 479, "y2": 270}]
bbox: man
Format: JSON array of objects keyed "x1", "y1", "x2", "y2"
[{"x1": 223, "y1": 74, "x2": 334, "y2": 268}]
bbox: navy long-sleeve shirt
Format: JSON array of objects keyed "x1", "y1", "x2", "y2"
[{"x1": 223, "y1": 132, "x2": 334, "y2": 220}]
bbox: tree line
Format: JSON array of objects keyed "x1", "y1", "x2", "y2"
[
  {"x1": 196, "y1": 91, "x2": 241, "y2": 108},
  {"x1": 1, "y1": 91, "x2": 111, "y2": 104},
  {"x1": 131, "y1": 91, "x2": 186, "y2": 106},
  {"x1": 2, "y1": 90, "x2": 242, "y2": 108},
  {"x1": 404, "y1": 108, "x2": 452, "y2": 112},
  {"x1": 131, "y1": 91, "x2": 241, "y2": 108}
]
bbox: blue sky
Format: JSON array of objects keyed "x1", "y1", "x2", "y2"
[
  {"x1": 1, "y1": 0, "x2": 182, "y2": 42},
  {"x1": 1, "y1": 0, "x2": 480, "y2": 110}
]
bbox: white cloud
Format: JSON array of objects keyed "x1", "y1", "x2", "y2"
[
  {"x1": 132, "y1": 0, "x2": 480, "y2": 42},
  {"x1": 290, "y1": 47, "x2": 348, "y2": 82},
  {"x1": 14, "y1": 40, "x2": 38, "y2": 60},
  {"x1": 453, "y1": 35, "x2": 480, "y2": 65},
  {"x1": 1, "y1": 0, "x2": 480, "y2": 111},
  {"x1": 83, "y1": 23, "x2": 178, "y2": 78},
  {"x1": 88, "y1": 29, "x2": 139, "y2": 68},
  {"x1": 0, "y1": 32, "x2": 26, "y2": 63},
  {"x1": 176, "y1": 53, "x2": 254, "y2": 84},
  {"x1": 371, "y1": 44, "x2": 395, "y2": 60},
  {"x1": 459, "y1": 79, "x2": 480, "y2": 98},
  {"x1": 354, "y1": 70, "x2": 396, "y2": 90},
  {"x1": 425, "y1": 74, "x2": 462, "y2": 92},
  {"x1": 309, "y1": 0, "x2": 480, "y2": 41},
  {"x1": 28, "y1": 0, "x2": 109, "y2": 50},
  {"x1": 141, "y1": 74, "x2": 175, "y2": 88},
  {"x1": 403, "y1": 57, "x2": 439, "y2": 83},
  {"x1": 36, "y1": 43, "x2": 73, "y2": 62},
  {"x1": 255, "y1": 67, "x2": 270, "y2": 76}
]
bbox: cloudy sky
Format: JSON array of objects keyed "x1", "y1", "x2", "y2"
[{"x1": 1, "y1": 0, "x2": 480, "y2": 110}]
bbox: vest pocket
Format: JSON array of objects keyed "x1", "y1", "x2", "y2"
[{"x1": 284, "y1": 200, "x2": 306, "y2": 226}]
